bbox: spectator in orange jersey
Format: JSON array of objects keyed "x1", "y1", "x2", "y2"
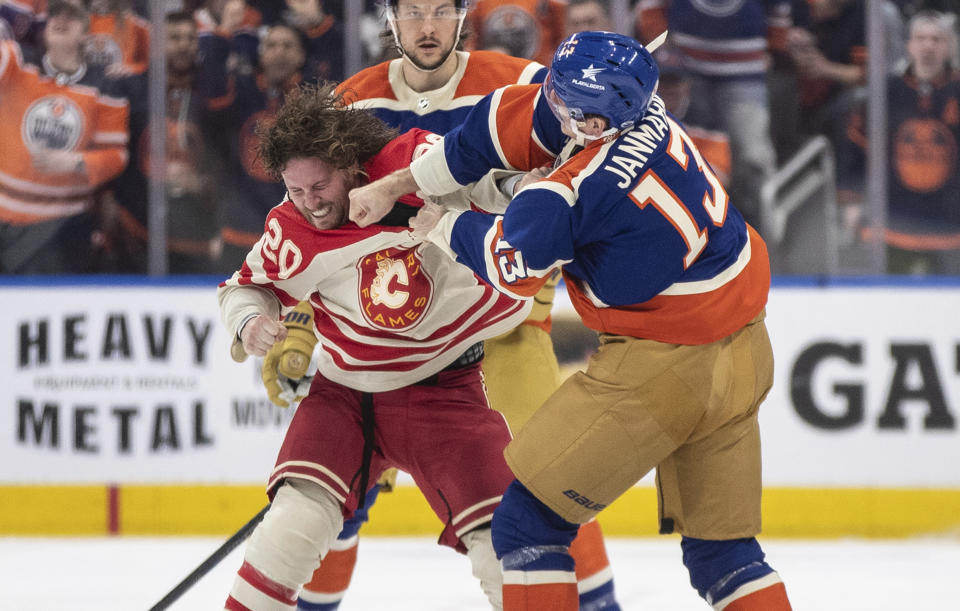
[
  {"x1": 0, "y1": 0, "x2": 129, "y2": 274},
  {"x1": 83, "y1": 0, "x2": 150, "y2": 77},
  {"x1": 841, "y1": 10, "x2": 960, "y2": 274},
  {"x1": 467, "y1": 0, "x2": 566, "y2": 65}
]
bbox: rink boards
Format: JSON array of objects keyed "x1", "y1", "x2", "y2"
[{"x1": 2, "y1": 276, "x2": 959, "y2": 537}]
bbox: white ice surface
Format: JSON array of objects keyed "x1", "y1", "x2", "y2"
[{"x1": 1, "y1": 536, "x2": 958, "y2": 610}]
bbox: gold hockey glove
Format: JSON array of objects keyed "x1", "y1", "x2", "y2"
[{"x1": 262, "y1": 300, "x2": 318, "y2": 408}]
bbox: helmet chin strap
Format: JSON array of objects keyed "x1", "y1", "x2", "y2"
[
  {"x1": 569, "y1": 119, "x2": 590, "y2": 147},
  {"x1": 387, "y1": 11, "x2": 466, "y2": 75},
  {"x1": 567, "y1": 118, "x2": 619, "y2": 146}
]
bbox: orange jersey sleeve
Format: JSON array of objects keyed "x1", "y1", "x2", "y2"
[{"x1": 82, "y1": 87, "x2": 130, "y2": 186}]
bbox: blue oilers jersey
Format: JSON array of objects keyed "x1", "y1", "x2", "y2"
[
  {"x1": 414, "y1": 87, "x2": 770, "y2": 345},
  {"x1": 337, "y1": 50, "x2": 547, "y2": 135},
  {"x1": 637, "y1": 0, "x2": 792, "y2": 78}
]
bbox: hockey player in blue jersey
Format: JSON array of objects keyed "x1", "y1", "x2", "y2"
[{"x1": 350, "y1": 30, "x2": 794, "y2": 611}]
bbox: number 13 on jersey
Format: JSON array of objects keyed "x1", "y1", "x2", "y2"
[{"x1": 628, "y1": 117, "x2": 729, "y2": 269}]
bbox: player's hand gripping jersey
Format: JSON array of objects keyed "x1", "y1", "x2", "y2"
[
  {"x1": 220, "y1": 129, "x2": 531, "y2": 391},
  {"x1": 412, "y1": 87, "x2": 770, "y2": 345}
]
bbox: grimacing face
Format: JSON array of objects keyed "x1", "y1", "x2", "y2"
[
  {"x1": 281, "y1": 157, "x2": 360, "y2": 231},
  {"x1": 393, "y1": 0, "x2": 461, "y2": 71}
]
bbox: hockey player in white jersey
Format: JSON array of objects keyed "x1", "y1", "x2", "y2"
[
  {"x1": 268, "y1": 2, "x2": 621, "y2": 609},
  {"x1": 218, "y1": 82, "x2": 530, "y2": 610}
]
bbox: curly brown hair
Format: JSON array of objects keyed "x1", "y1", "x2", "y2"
[{"x1": 257, "y1": 81, "x2": 399, "y2": 180}]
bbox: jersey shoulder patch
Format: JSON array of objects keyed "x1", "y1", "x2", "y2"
[
  {"x1": 456, "y1": 51, "x2": 544, "y2": 96},
  {"x1": 338, "y1": 62, "x2": 395, "y2": 103}
]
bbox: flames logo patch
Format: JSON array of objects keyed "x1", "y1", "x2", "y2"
[{"x1": 357, "y1": 246, "x2": 434, "y2": 331}]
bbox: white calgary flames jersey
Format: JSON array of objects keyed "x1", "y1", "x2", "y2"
[{"x1": 220, "y1": 130, "x2": 530, "y2": 392}]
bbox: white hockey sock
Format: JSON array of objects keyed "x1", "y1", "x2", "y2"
[
  {"x1": 226, "y1": 480, "x2": 344, "y2": 611},
  {"x1": 463, "y1": 527, "x2": 503, "y2": 610}
]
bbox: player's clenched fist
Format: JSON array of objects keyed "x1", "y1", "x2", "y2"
[
  {"x1": 349, "y1": 181, "x2": 394, "y2": 227},
  {"x1": 349, "y1": 167, "x2": 420, "y2": 227},
  {"x1": 240, "y1": 313, "x2": 287, "y2": 357}
]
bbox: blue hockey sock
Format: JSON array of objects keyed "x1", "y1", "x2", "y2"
[
  {"x1": 492, "y1": 480, "x2": 579, "y2": 571},
  {"x1": 681, "y1": 536, "x2": 775, "y2": 605},
  {"x1": 578, "y1": 576, "x2": 620, "y2": 610},
  {"x1": 493, "y1": 481, "x2": 581, "y2": 610},
  {"x1": 339, "y1": 483, "x2": 381, "y2": 539}
]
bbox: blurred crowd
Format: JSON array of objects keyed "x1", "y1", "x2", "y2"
[{"x1": 0, "y1": 0, "x2": 957, "y2": 275}]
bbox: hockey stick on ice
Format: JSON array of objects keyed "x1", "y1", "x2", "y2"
[{"x1": 148, "y1": 503, "x2": 270, "y2": 611}]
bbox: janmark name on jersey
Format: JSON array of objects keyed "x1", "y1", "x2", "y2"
[{"x1": 603, "y1": 97, "x2": 669, "y2": 188}]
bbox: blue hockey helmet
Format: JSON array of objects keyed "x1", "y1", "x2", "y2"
[{"x1": 544, "y1": 31, "x2": 659, "y2": 138}]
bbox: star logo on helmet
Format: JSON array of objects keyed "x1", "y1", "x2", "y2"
[{"x1": 580, "y1": 64, "x2": 603, "y2": 81}]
